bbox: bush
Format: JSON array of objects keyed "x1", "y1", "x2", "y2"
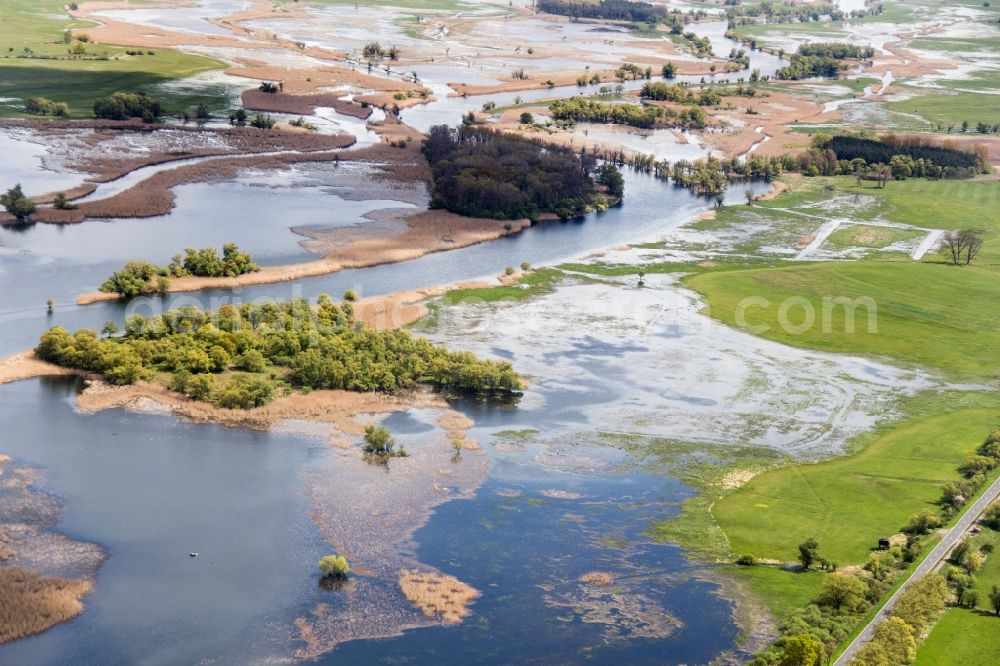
[
  {"x1": 1, "y1": 184, "x2": 37, "y2": 223},
  {"x1": 318, "y1": 554, "x2": 350, "y2": 577},
  {"x1": 735, "y1": 554, "x2": 757, "y2": 566},
  {"x1": 93, "y1": 91, "x2": 161, "y2": 121},
  {"x1": 363, "y1": 424, "x2": 397, "y2": 457}
]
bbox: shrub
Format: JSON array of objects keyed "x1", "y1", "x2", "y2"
[
  {"x1": 363, "y1": 424, "x2": 396, "y2": 457},
  {"x1": 318, "y1": 554, "x2": 350, "y2": 578},
  {"x1": 93, "y1": 91, "x2": 161, "y2": 121},
  {"x1": 1, "y1": 184, "x2": 37, "y2": 223}
]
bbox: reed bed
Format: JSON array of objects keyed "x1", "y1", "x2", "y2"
[
  {"x1": 0, "y1": 566, "x2": 92, "y2": 644},
  {"x1": 241, "y1": 90, "x2": 372, "y2": 119},
  {"x1": 398, "y1": 569, "x2": 480, "y2": 624}
]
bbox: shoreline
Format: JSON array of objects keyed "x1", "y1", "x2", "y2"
[{"x1": 74, "y1": 209, "x2": 528, "y2": 304}]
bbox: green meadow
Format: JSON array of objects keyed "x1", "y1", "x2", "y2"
[{"x1": 0, "y1": 0, "x2": 224, "y2": 117}]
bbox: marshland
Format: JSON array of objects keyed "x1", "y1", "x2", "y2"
[{"x1": 2, "y1": 1, "x2": 1000, "y2": 664}]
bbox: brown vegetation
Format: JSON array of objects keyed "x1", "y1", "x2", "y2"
[
  {"x1": 398, "y1": 569, "x2": 480, "y2": 623},
  {"x1": 0, "y1": 566, "x2": 93, "y2": 644},
  {"x1": 580, "y1": 571, "x2": 614, "y2": 586},
  {"x1": 241, "y1": 90, "x2": 372, "y2": 119}
]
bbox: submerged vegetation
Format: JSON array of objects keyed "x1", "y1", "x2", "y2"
[
  {"x1": 35, "y1": 295, "x2": 522, "y2": 408},
  {"x1": 423, "y1": 124, "x2": 612, "y2": 220}
]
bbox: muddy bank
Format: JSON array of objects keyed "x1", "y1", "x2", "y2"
[
  {"x1": 0, "y1": 120, "x2": 362, "y2": 220},
  {"x1": 241, "y1": 89, "x2": 373, "y2": 118}
]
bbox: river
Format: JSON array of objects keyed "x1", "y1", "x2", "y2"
[{"x1": 0, "y1": 10, "x2": 861, "y2": 664}]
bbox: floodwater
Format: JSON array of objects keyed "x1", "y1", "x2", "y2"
[
  {"x1": 0, "y1": 9, "x2": 912, "y2": 664},
  {"x1": 0, "y1": 131, "x2": 90, "y2": 197},
  {"x1": 95, "y1": 0, "x2": 250, "y2": 38}
]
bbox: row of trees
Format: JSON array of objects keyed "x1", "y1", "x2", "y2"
[
  {"x1": 536, "y1": 0, "x2": 668, "y2": 23},
  {"x1": 98, "y1": 245, "x2": 258, "y2": 298},
  {"x1": 423, "y1": 124, "x2": 607, "y2": 221},
  {"x1": 823, "y1": 134, "x2": 986, "y2": 174},
  {"x1": 36, "y1": 295, "x2": 523, "y2": 407},
  {"x1": 638, "y1": 81, "x2": 722, "y2": 106},
  {"x1": 724, "y1": 1, "x2": 880, "y2": 25},
  {"x1": 548, "y1": 97, "x2": 707, "y2": 130}
]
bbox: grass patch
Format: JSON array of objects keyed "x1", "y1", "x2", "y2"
[
  {"x1": 823, "y1": 224, "x2": 923, "y2": 251},
  {"x1": 442, "y1": 268, "x2": 565, "y2": 304},
  {"x1": 914, "y1": 607, "x2": 1000, "y2": 664},
  {"x1": 492, "y1": 428, "x2": 539, "y2": 439},
  {"x1": 722, "y1": 564, "x2": 826, "y2": 624},
  {"x1": 686, "y1": 261, "x2": 1000, "y2": 380},
  {"x1": 886, "y1": 89, "x2": 1000, "y2": 127}
]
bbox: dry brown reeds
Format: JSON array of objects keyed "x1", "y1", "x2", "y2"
[
  {"x1": 579, "y1": 571, "x2": 614, "y2": 586},
  {"x1": 0, "y1": 566, "x2": 93, "y2": 644},
  {"x1": 241, "y1": 90, "x2": 372, "y2": 119},
  {"x1": 398, "y1": 569, "x2": 480, "y2": 624}
]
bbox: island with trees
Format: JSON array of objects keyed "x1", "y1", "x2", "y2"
[
  {"x1": 422, "y1": 125, "x2": 622, "y2": 221},
  {"x1": 99, "y1": 244, "x2": 259, "y2": 298},
  {"x1": 35, "y1": 294, "x2": 522, "y2": 409}
]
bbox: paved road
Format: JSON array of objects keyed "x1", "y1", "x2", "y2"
[{"x1": 834, "y1": 474, "x2": 1000, "y2": 665}]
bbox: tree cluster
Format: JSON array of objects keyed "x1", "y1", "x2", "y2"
[
  {"x1": 639, "y1": 81, "x2": 723, "y2": 106},
  {"x1": 24, "y1": 96, "x2": 69, "y2": 117},
  {"x1": 537, "y1": 0, "x2": 668, "y2": 23},
  {"x1": 98, "y1": 245, "x2": 258, "y2": 297},
  {"x1": 938, "y1": 230, "x2": 983, "y2": 266},
  {"x1": 423, "y1": 124, "x2": 604, "y2": 221},
  {"x1": 549, "y1": 97, "x2": 708, "y2": 129},
  {"x1": 823, "y1": 134, "x2": 984, "y2": 174},
  {"x1": 93, "y1": 91, "x2": 162, "y2": 122},
  {"x1": 36, "y1": 295, "x2": 522, "y2": 408}
]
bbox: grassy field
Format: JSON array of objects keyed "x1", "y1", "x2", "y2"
[
  {"x1": 714, "y1": 402, "x2": 1000, "y2": 565},
  {"x1": 0, "y1": 0, "x2": 225, "y2": 117},
  {"x1": 886, "y1": 90, "x2": 1000, "y2": 128},
  {"x1": 913, "y1": 527, "x2": 1000, "y2": 663},
  {"x1": 687, "y1": 261, "x2": 1000, "y2": 380},
  {"x1": 914, "y1": 608, "x2": 1000, "y2": 664}
]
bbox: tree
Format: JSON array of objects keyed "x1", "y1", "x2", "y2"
[
  {"x1": 940, "y1": 230, "x2": 964, "y2": 266},
  {"x1": 779, "y1": 633, "x2": 824, "y2": 666},
  {"x1": 852, "y1": 616, "x2": 916, "y2": 666},
  {"x1": 519, "y1": 111, "x2": 534, "y2": 124},
  {"x1": 818, "y1": 573, "x2": 867, "y2": 611},
  {"x1": 991, "y1": 584, "x2": 1000, "y2": 615},
  {"x1": 1, "y1": 184, "x2": 37, "y2": 223},
  {"x1": 960, "y1": 230, "x2": 983, "y2": 265},
  {"x1": 798, "y1": 538, "x2": 819, "y2": 568},
  {"x1": 363, "y1": 423, "x2": 396, "y2": 457},
  {"x1": 745, "y1": 188, "x2": 755, "y2": 205},
  {"x1": 596, "y1": 163, "x2": 625, "y2": 199},
  {"x1": 101, "y1": 320, "x2": 119, "y2": 338},
  {"x1": 318, "y1": 554, "x2": 350, "y2": 578},
  {"x1": 903, "y1": 508, "x2": 942, "y2": 535}
]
